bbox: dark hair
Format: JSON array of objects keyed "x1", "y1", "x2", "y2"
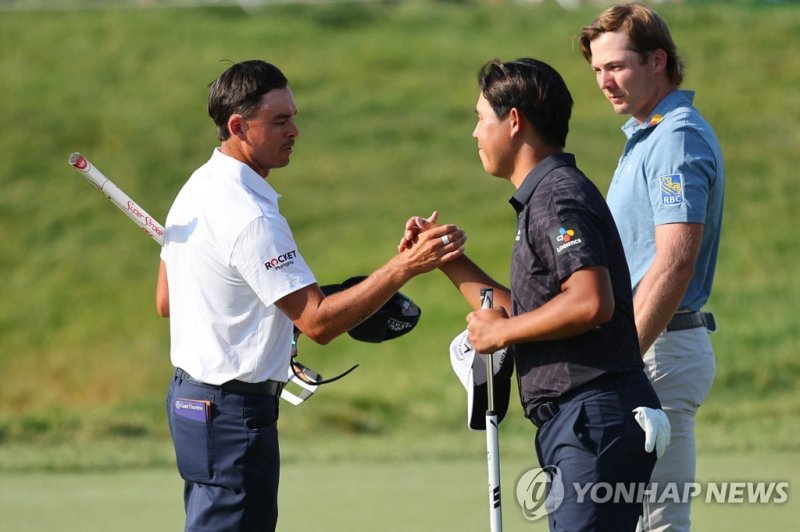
[
  {"x1": 208, "y1": 60, "x2": 289, "y2": 141},
  {"x1": 579, "y1": 2, "x2": 684, "y2": 86},
  {"x1": 477, "y1": 58, "x2": 573, "y2": 148}
]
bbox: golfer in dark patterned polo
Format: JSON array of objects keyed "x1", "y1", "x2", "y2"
[{"x1": 400, "y1": 58, "x2": 668, "y2": 531}]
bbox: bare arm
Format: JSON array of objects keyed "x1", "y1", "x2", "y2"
[
  {"x1": 398, "y1": 212, "x2": 511, "y2": 314},
  {"x1": 466, "y1": 266, "x2": 615, "y2": 354},
  {"x1": 634, "y1": 223, "x2": 703, "y2": 353},
  {"x1": 276, "y1": 224, "x2": 465, "y2": 345},
  {"x1": 438, "y1": 255, "x2": 512, "y2": 314},
  {"x1": 156, "y1": 259, "x2": 169, "y2": 317}
]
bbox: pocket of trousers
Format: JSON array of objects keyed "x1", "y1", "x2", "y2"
[
  {"x1": 244, "y1": 396, "x2": 279, "y2": 431},
  {"x1": 172, "y1": 411, "x2": 213, "y2": 483}
]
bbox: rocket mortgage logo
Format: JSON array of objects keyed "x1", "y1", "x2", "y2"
[{"x1": 264, "y1": 250, "x2": 297, "y2": 271}]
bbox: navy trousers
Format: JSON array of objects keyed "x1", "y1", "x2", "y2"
[
  {"x1": 535, "y1": 371, "x2": 660, "y2": 531},
  {"x1": 167, "y1": 370, "x2": 281, "y2": 532}
]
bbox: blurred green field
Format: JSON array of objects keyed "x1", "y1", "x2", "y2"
[
  {"x1": 0, "y1": 0, "x2": 798, "y2": 508},
  {"x1": 1, "y1": 451, "x2": 797, "y2": 531}
]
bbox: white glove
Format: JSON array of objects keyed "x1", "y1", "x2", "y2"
[{"x1": 633, "y1": 407, "x2": 671, "y2": 459}]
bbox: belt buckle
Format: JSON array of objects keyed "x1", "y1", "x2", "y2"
[
  {"x1": 531, "y1": 401, "x2": 559, "y2": 428},
  {"x1": 701, "y1": 312, "x2": 718, "y2": 333}
]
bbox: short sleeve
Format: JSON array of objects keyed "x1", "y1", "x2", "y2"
[
  {"x1": 647, "y1": 124, "x2": 715, "y2": 226},
  {"x1": 231, "y1": 214, "x2": 316, "y2": 308},
  {"x1": 533, "y1": 185, "x2": 609, "y2": 285}
]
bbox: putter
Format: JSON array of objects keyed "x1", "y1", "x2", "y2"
[
  {"x1": 68, "y1": 152, "x2": 318, "y2": 405},
  {"x1": 480, "y1": 288, "x2": 503, "y2": 532},
  {"x1": 68, "y1": 152, "x2": 420, "y2": 406}
]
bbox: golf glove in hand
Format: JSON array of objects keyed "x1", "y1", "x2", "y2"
[{"x1": 633, "y1": 407, "x2": 671, "y2": 459}]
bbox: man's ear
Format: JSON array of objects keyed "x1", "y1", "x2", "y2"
[
  {"x1": 650, "y1": 49, "x2": 668, "y2": 73},
  {"x1": 508, "y1": 107, "x2": 522, "y2": 137},
  {"x1": 227, "y1": 114, "x2": 246, "y2": 139}
]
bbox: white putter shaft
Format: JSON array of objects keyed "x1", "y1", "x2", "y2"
[
  {"x1": 69, "y1": 152, "x2": 165, "y2": 245},
  {"x1": 480, "y1": 288, "x2": 503, "y2": 532},
  {"x1": 67, "y1": 152, "x2": 315, "y2": 405}
]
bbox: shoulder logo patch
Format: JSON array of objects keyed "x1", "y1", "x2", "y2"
[
  {"x1": 265, "y1": 249, "x2": 298, "y2": 271},
  {"x1": 549, "y1": 224, "x2": 584, "y2": 254},
  {"x1": 659, "y1": 173, "x2": 685, "y2": 206}
]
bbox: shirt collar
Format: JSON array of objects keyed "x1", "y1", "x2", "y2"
[
  {"x1": 621, "y1": 89, "x2": 695, "y2": 139},
  {"x1": 509, "y1": 153, "x2": 576, "y2": 213},
  {"x1": 211, "y1": 148, "x2": 281, "y2": 203}
]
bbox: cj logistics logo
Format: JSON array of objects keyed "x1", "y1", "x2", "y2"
[
  {"x1": 557, "y1": 227, "x2": 575, "y2": 243},
  {"x1": 551, "y1": 224, "x2": 583, "y2": 254}
]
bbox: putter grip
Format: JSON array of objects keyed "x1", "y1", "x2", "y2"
[
  {"x1": 480, "y1": 288, "x2": 495, "y2": 413},
  {"x1": 480, "y1": 288, "x2": 494, "y2": 310},
  {"x1": 68, "y1": 152, "x2": 165, "y2": 245}
]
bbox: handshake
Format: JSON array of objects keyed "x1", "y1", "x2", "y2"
[
  {"x1": 397, "y1": 211, "x2": 457, "y2": 254},
  {"x1": 391, "y1": 211, "x2": 466, "y2": 274}
]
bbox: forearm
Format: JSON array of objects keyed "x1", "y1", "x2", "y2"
[
  {"x1": 311, "y1": 257, "x2": 414, "y2": 343},
  {"x1": 634, "y1": 223, "x2": 703, "y2": 352},
  {"x1": 501, "y1": 267, "x2": 613, "y2": 345},
  {"x1": 439, "y1": 255, "x2": 511, "y2": 313},
  {"x1": 156, "y1": 259, "x2": 169, "y2": 317},
  {"x1": 634, "y1": 265, "x2": 693, "y2": 353},
  {"x1": 466, "y1": 267, "x2": 614, "y2": 354},
  {"x1": 289, "y1": 224, "x2": 464, "y2": 344}
]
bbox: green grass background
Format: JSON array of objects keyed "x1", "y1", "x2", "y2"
[{"x1": 0, "y1": 0, "x2": 798, "y2": 529}]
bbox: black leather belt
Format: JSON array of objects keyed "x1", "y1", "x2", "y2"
[
  {"x1": 528, "y1": 371, "x2": 647, "y2": 428},
  {"x1": 176, "y1": 368, "x2": 285, "y2": 397},
  {"x1": 667, "y1": 311, "x2": 716, "y2": 332}
]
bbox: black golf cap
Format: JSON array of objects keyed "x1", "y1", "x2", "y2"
[{"x1": 320, "y1": 276, "x2": 421, "y2": 343}]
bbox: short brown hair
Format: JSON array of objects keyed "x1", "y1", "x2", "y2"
[{"x1": 579, "y1": 2, "x2": 684, "y2": 86}]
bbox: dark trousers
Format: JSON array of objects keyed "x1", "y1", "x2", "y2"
[
  {"x1": 167, "y1": 370, "x2": 280, "y2": 532},
  {"x1": 535, "y1": 371, "x2": 660, "y2": 531}
]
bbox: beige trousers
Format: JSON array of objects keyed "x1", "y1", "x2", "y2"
[{"x1": 638, "y1": 326, "x2": 716, "y2": 532}]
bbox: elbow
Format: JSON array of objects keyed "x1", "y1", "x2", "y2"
[
  {"x1": 156, "y1": 300, "x2": 170, "y2": 318},
  {"x1": 582, "y1": 296, "x2": 615, "y2": 328},
  {"x1": 594, "y1": 299, "x2": 615, "y2": 326},
  {"x1": 308, "y1": 333, "x2": 334, "y2": 346},
  {"x1": 300, "y1": 324, "x2": 336, "y2": 346}
]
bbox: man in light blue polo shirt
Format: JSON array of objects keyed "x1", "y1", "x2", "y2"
[{"x1": 579, "y1": 4, "x2": 724, "y2": 531}]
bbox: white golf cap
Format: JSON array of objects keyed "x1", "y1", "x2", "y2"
[{"x1": 449, "y1": 330, "x2": 513, "y2": 431}]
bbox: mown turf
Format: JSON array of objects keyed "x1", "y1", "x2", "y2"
[
  {"x1": 0, "y1": 1, "x2": 798, "y2": 471},
  {"x1": 1, "y1": 450, "x2": 797, "y2": 531}
]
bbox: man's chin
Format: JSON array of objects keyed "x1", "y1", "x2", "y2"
[{"x1": 611, "y1": 102, "x2": 629, "y2": 115}]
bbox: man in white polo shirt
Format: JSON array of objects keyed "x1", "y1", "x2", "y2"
[{"x1": 155, "y1": 60, "x2": 465, "y2": 532}]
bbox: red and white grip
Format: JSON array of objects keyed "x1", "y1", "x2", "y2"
[{"x1": 69, "y1": 152, "x2": 165, "y2": 245}]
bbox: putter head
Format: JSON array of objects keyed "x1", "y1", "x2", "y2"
[
  {"x1": 281, "y1": 359, "x2": 322, "y2": 406},
  {"x1": 320, "y1": 276, "x2": 421, "y2": 343}
]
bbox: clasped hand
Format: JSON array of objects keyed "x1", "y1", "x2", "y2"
[{"x1": 396, "y1": 211, "x2": 466, "y2": 272}]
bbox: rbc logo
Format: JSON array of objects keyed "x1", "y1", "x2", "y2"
[{"x1": 659, "y1": 174, "x2": 684, "y2": 206}]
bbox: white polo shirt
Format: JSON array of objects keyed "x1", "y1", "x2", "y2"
[{"x1": 161, "y1": 148, "x2": 316, "y2": 384}]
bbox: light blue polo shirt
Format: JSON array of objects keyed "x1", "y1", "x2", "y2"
[{"x1": 606, "y1": 90, "x2": 724, "y2": 311}]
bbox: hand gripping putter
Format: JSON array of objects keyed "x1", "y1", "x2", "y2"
[{"x1": 480, "y1": 288, "x2": 503, "y2": 532}]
